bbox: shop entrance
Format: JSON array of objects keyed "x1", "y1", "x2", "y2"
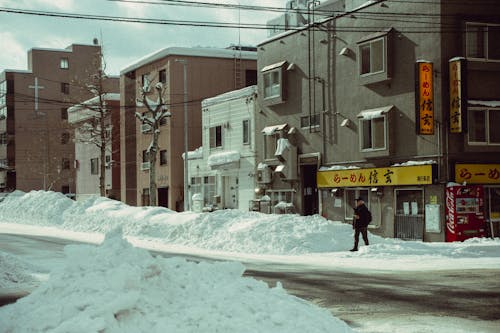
[
  {"x1": 485, "y1": 186, "x2": 500, "y2": 238},
  {"x1": 394, "y1": 188, "x2": 424, "y2": 240},
  {"x1": 301, "y1": 164, "x2": 318, "y2": 215}
]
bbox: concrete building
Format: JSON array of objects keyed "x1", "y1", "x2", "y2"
[
  {"x1": 186, "y1": 85, "x2": 259, "y2": 212},
  {"x1": 68, "y1": 87, "x2": 121, "y2": 201},
  {"x1": 120, "y1": 47, "x2": 257, "y2": 209},
  {"x1": 0, "y1": 43, "x2": 104, "y2": 195},
  {"x1": 256, "y1": 0, "x2": 500, "y2": 240}
]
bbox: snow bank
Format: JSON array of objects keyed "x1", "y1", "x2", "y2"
[
  {"x1": 0, "y1": 230, "x2": 354, "y2": 333},
  {"x1": 0, "y1": 251, "x2": 42, "y2": 290}
]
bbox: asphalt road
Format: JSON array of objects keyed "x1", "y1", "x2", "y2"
[{"x1": 1, "y1": 233, "x2": 500, "y2": 331}]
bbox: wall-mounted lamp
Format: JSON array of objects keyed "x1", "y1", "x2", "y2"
[
  {"x1": 340, "y1": 118, "x2": 351, "y2": 127},
  {"x1": 371, "y1": 187, "x2": 384, "y2": 197},
  {"x1": 339, "y1": 47, "x2": 351, "y2": 56}
]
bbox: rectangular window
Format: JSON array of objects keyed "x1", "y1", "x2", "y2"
[
  {"x1": 360, "y1": 116, "x2": 386, "y2": 151},
  {"x1": 466, "y1": 22, "x2": 500, "y2": 60},
  {"x1": 359, "y1": 38, "x2": 385, "y2": 75},
  {"x1": 105, "y1": 155, "x2": 111, "y2": 169},
  {"x1": 90, "y1": 158, "x2": 99, "y2": 175},
  {"x1": 159, "y1": 69, "x2": 167, "y2": 84},
  {"x1": 61, "y1": 83, "x2": 70, "y2": 94},
  {"x1": 61, "y1": 132, "x2": 70, "y2": 144},
  {"x1": 61, "y1": 107, "x2": 68, "y2": 120},
  {"x1": 60, "y1": 58, "x2": 69, "y2": 69},
  {"x1": 344, "y1": 189, "x2": 370, "y2": 220},
  {"x1": 160, "y1": 149, "x2": 167, "y2": 165},
  {"x1": 141, "y1": 73, "x2": 150, "y2": 89},
  {"x1": 142, "y1": 150, "x2": 149, "y2": 162},
  {"x1": 0, "y1": 132, "x2": 7, "y2": 145},
  {"x1": 0, "y1": 80, "x2": 6, "y2": 107},
  {"x1": 203, "y1": 176, "x2": 216, "y2": 205},
  {"x1": 242, "y1": 119, "x2": 250, "y2": 145},
  {"x1": 62, "y1": 158, "x2": 70, "y2": 170},
  {"x1": 263, "y1": 70, "x2": 281, "y2": 99},
  {"x1": 209, "y1": 125, "x2": 222, "y2": 149},
  {"x1": 264, "y1": 134, "x2": 278, "y2": 160},
  {"x1": 468, "y1": 108, "x2": 500, "y2": 145},
  {"x1": 261, "y1": 61, "x2": 286, "y2": 104},
  {"x1": 300, "y1": 114, "x2": 320, "y2": 129}
]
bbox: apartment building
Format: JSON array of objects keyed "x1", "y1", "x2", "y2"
[
  {"x1": 186, "y1": 85, "x2": 259, "y2": 212},
  {"x1": 120, "y1": 46, "x2": 257, "y2": 209},
  {"x1": 256, "y1": 0, "x2": 500, "y2": 240},
  {"x1": 0, "y1": 43, "x2": 104, "y2": 195}
]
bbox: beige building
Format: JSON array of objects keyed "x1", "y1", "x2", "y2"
[
  {"x1": 0, "y1": 43, "x2": 104, "y2": 195},
  {"x1": 120, "y1": 46, "x2": 257, "y2": 209}
]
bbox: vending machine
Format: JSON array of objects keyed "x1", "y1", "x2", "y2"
[{"x1": 445, "y1": 185, "x2": 486, "y2": 242}]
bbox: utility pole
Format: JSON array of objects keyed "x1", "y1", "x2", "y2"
[{"x1": 175, "y1": 59, "x2": 189, "y2": 211}]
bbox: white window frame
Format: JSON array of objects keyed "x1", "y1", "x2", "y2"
[
  {"x1": 60, "y1": 58, "x2": 69, "y2": 69},
  {"x1": 90, "y1": 158, "x2": 99, "y2": 175},
  {"x1": 209, "y1": 125, "x2": 223, "y2": 149},
  {"x1": 344, "y1": 188, "x2": 370, "y2": 221},
  {"x1": 467, "y1": 107, "x2": 500, "y2": 146},
  {"x1": 465, "y1": 22, "x2": 500, "y2": 61},
  {"x1": 263, "y1": 69, "x2": 282, "y2": 99},
  {"x1": 300, "y1": 114, "x2": 320, "y2": 130},
  {"x1": 359, "y1": 114, "x2": 388, "y2": 152},
  {"x1": 358, "y1": 37, "x2": 386, "y2": 76},
  {"x1": 242, "y1": 119, "x2": 250, "y2": 145}
]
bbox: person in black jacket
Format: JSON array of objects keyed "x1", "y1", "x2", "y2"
[{"x1": 350, "y1": 196, "x2": 370, "y2": 252}]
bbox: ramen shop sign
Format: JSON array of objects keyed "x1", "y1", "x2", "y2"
[{"x1": 416, "y1": 61, "x2": 434, "y2": 135}]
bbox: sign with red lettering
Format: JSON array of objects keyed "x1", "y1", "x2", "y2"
[{"x1": 416, "y1": 61, "x2": 434, "y2": 135}]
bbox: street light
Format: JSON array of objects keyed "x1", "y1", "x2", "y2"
[{"x1": 175, "y1": 59, "x2": 189, "y2": 211}]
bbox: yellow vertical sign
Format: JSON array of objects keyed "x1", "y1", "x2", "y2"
[
  {"x1": 417, "y1": 61, "x2": 434, "y2": 135},
  {"x1": 449, "y1": 58, "x2": 465, "y2": 133}
]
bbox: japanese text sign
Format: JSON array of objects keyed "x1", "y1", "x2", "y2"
[
  {"x1": 455, "y1": 164, "x2": 500, "y2": 184},
  {"x1": 416, "y1": 61, "x2": 434, "y2": 135},
  {"x1": 317, "y1": 165, "x2": 434, "y2": 188},
  {"x1": 449, "y1": 58, "x2": 467, "y2": 133}
]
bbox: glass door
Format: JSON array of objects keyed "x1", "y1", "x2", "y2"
[{"x1": 394, "y1": 188, "x2": 424, "y2": 240}]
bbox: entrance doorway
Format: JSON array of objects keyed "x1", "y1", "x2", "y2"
[
  {"x1": 301, "y1": 165, "x2": 318, "y2": 215},
  {"x1": 394, "y1": 188, "x2": 424, "y2": 240},
  {"x1": 158, "y1": 187, "x2": 168, "y2": 208},
  {"x1": 485, "y1": 186, "x2": 500, "y2": 237}
]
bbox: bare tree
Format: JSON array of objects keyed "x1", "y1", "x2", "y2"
[
  {"x1": 70, "y1": 48, "x2": 116, "y2": 197},
  {"x1": 135, "y1": 78, "x2": 170, "y2": 206}
]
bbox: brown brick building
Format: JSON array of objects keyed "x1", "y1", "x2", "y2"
[
  {"x1": 0, "y1": 43, "x2": 104, "y2": 194},
  {"x1": 120, "y1": 46, "x2": 257, "y2": 209}
]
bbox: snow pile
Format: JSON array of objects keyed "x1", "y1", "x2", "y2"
[
  {"x1": 0, "y1": 190, "x2": 375, "y2": 254},
  {"x1": 0, "y1": 230, "x2": 354, "y2": 333},
  {"x1": 0, "y1": 251, "x2": 41, "y2": 290}
]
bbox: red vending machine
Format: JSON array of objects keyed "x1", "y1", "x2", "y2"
[{"x1": 446, "y1": 185, "x2": 486, "y2": 242}]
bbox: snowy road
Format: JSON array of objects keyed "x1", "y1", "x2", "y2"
[{"x1": 1, "y1": 233, "x2": 500, "y2": 332}]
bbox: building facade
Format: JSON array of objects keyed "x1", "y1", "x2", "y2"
[
  {"x1": 68, "y1": 88, "x2": 121, "y2": 201},
  {"x1": 120, "y1": 47, "x2": 257, "y2": 209},
  {"x1": 187, "y1": 85, "x2": 259, "y2": 212},
  {"x1": 0, "y1": 43, "x2": 104, "y2": 195},
  {"x1": 256, "y1": 0, "x2": 500, "y2": 240}
]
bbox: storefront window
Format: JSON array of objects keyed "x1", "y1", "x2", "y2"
[{"x1": 344, "y1": 188, "x2": 369, "y2": 220}]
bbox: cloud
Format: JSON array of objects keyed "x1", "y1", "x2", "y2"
[{"x1": 0, "y1": 32, "x2": 27, "y2": 71}]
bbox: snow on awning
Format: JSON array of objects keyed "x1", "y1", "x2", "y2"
[
  {"x1": 468, "y1": 100, "x2": 500, "y2": 108},
  {"x1": 262, "y1": 123, "x2": 288, "y2": 135},
  {"x1": 357, "y1": 105, "x2": 394, "y2": 119},
  {"x1": 208, "y1": 150, "x2": 240, "y2": 168},
  {"x1": 261, "y1": 60, "x2": 286, "y2": 72}
]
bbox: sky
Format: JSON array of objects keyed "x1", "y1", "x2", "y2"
[
  {"x1": 0, "y1": 190, "x2": 500, "y2": 332},
  {"x1": 0, "y1": 0, "x2": 280, "y2": 75}
]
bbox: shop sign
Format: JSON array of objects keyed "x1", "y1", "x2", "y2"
[
  {"x1": 416, "y1": 61, "x2": 434, "y2": 135},
  {"x1": 449, "y1": 58, "x2": 467, "y2": 133},
  {"x1": 455, "y1": 164, "x2": 500, "y2": 184},
  {"x1": 317, "y1": 165, "x2": 433, "y2": 188}
]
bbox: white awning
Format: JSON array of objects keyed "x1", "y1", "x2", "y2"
[
  {"x1": 261, "y1": 60, "x2": 286, "y2": 72},
  {"x1": 357, "y1": 105, "x2": 394, "y2": 119},
  {"x1": 207, "y1": 151, "x2": 240, "y2": 168},
  {"x1": 261, "y1": 123, "x2": 288, "y2": 135}
]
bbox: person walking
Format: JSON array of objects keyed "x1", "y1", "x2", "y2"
[{"x1": 350, "y1": 196, "x2": 371, "y2": 252}]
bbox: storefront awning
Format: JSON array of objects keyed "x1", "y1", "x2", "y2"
[
  {"x1": 262, "y1": 123, "x2": 288, "y2": 135},
  {"x1": 357, "y1": 105, "x2": 394, "y2": 119},
  {"x1": 207, "y1": 150, "x2": 240, "y2": 168}
]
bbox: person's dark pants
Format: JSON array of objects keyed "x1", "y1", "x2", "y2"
[{"x1": 353, "y1": 227, "x2": 369, "y2": 250}]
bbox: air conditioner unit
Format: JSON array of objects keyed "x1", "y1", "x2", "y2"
[
  {"x1": 141, "y1": 124, "x2": 152, "y2": 133},
  {"x1": 256, "y1": 164, "x2": 272, "y2": 184},
  {"x1": 140, "y1": 162, "x2": 151, "y2": 171}
]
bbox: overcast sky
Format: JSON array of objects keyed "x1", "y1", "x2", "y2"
[{"x1": 0, "y1": 0, "x2": 281, "y2": 75}]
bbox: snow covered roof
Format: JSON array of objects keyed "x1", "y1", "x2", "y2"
[
  {"x1": 202, "y1": 85, "x2": 257, "y2": 108},
  {"x1": 468, "y1": 100, "x2": 500, "y2": 108},
  {"x1": 391, "y1": 160, "x2": 436, "y2": 167},
  {"x1": 319, "y1": 165, "x2": 361, "y2": 171},
  {"x1": 67, "y1": 93, "x2": 120, "y2": 114},
  {"x1": 262, "y1": 123, "x2": 288, "y2": 135},
  {"x1": 182, "y1": 147, "x2": 203, "y2": 160},
  {"x1": 208, "y1": 150, "x2": 240, "y2": 168},
  {"x1": 121, "y1": 47, "x2": 257, "y2": 75},
  {"x1": 357, "y1": 105, "x2": 394, "y2": 119}
]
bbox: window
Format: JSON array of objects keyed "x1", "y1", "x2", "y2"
[
  {"x1": 159, "y1": 69, "x2": 167, "y2": 84},
  {"x1": 264, "y1": 134, "x2": 278, "y2": 160},
  {"x1": 160, "y1": 150, "x2": 167, "y2": 165},
  {"x1": 62, "y1": 158, "x2": 70, "y2": 170},
  {"x1": 142, "y1": 150, "x2": 149, "y2": 162},
  {"x1": 0, "y1": 132, "x2": 7, "y2": 145},
  {"x1": 300, "y1": 114, "x2": 320, "y2": 129},
  {"x1": 141, "y1": 73, "x2": 150, "y2": 90},
  {"x1": 60, "y1": 58, "x2": 69, "y2": 69},
  {"x1": 242, "y1": 119, "x2": 250, "y2": 145},
  {"x1": 359, "y1": 38, "x2": 384, "y2": 75},
  {"x1": 105, "y1": 155, "x2": 111, "y2": 169},
  {"x1": 344, "y1": 189, "x2": 369, "y2": 220},
  {"x1": 466, "y1": 22, "x2": 500, "y2": 60},
  {"x1": 203, "y1": 176, "x2": 216, "y2": 205},
  {"x1": 262, "y1": 61, "x2": 286, "y2": 104},
  {"x1": 209, "y1": 125, "x2": 222, "y2": 149},
  {"x1": 61, "y1": 132, "x2": 70, "y2": 144},
  {"x1": 0, "y1": 80, "x2": 6, "y2": 107},
  {"x1": 61, "y1": 82, "x2": 70, "y2": 94},
  {"x1": 90, "y1": 158, "x2": 99, "y2": 175},
  {"x1": 61, "y1": 107, "x2": 68, "y2": 120},
  {"x1": 358, "y1": 106, "x2": 391, "y2": 152},
  {"x1": 468, "y1": 108, "x2": 500, "y2": 145},
  {"x1": 142, "y1": 188, "x2": 150, "y2": 206}
]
